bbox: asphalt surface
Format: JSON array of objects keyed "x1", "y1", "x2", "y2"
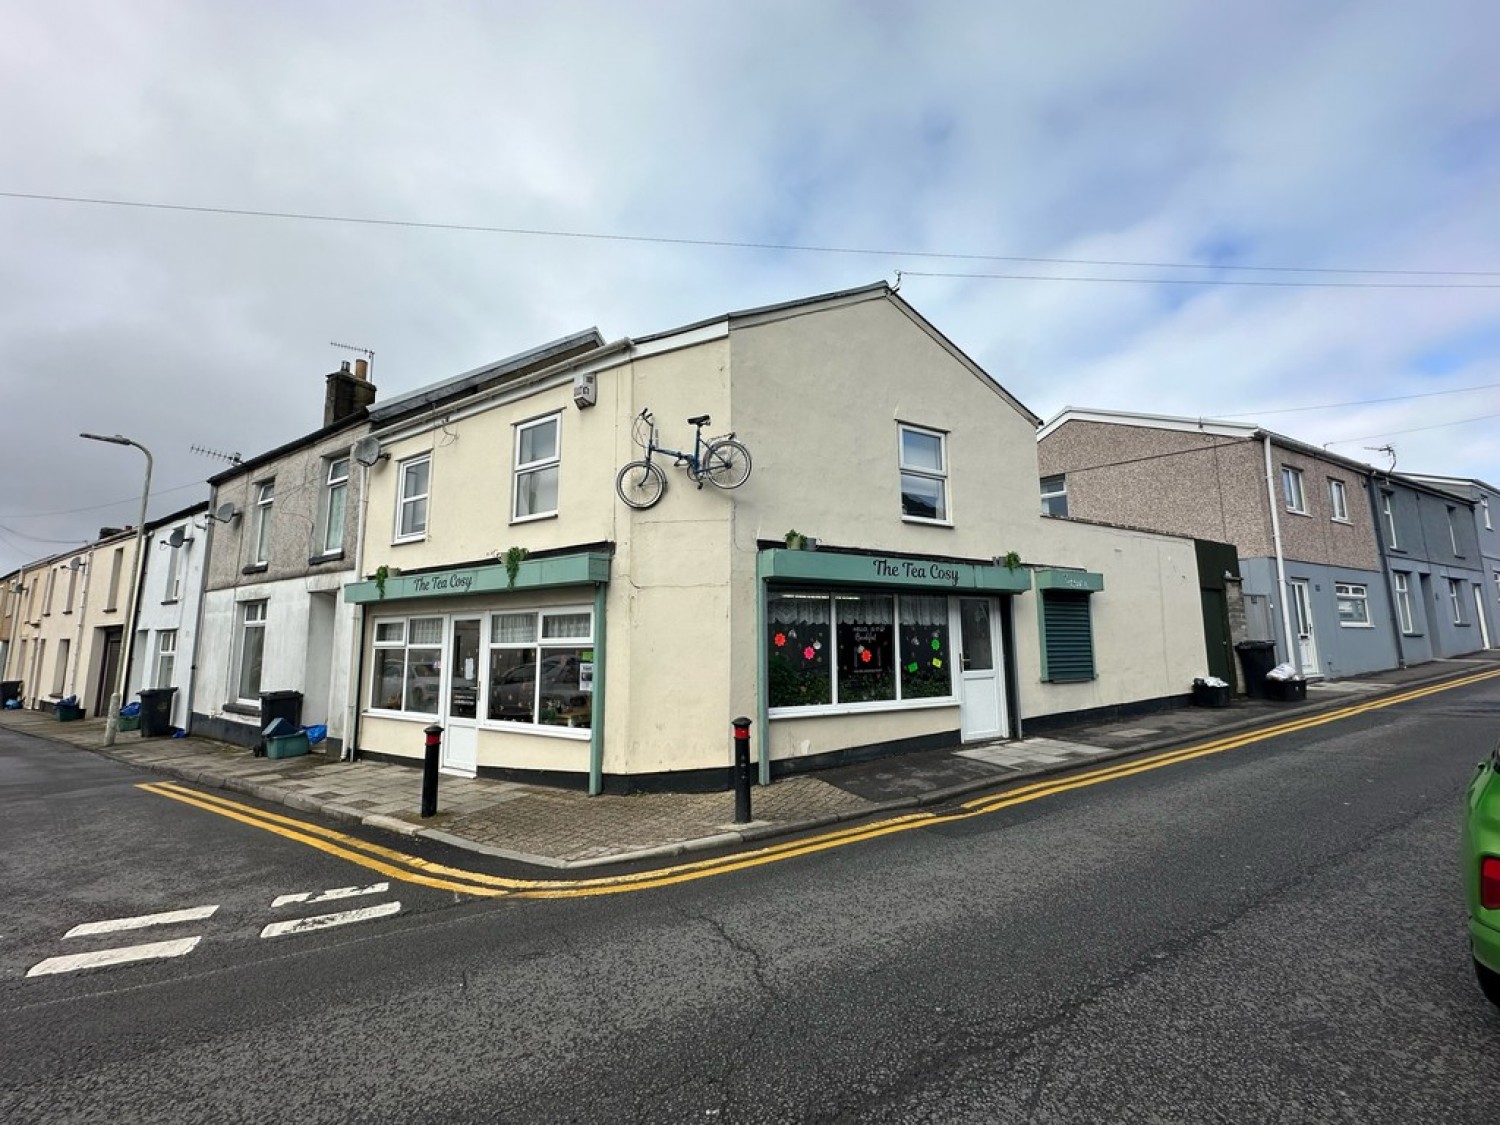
[{"x1": 3, "y1": 678, "x2": 1499, "y2": 1123}]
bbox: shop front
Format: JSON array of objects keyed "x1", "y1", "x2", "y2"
[
  {"x1": 344, "y1": 550, "x2": 612, "y2": 788},
  {"x1": 755, "y1": 547, "x2": 1034, "y2": 782}
]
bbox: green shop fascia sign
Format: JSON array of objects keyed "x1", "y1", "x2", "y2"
[
  {"x1": 757, "y1": 548, "x2": 1032, "y2": 594},
  {"x1": 344, "y1": 551, "x2": 612, "y2": 604}
]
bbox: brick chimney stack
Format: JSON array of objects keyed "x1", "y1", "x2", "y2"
[{"x1": 325, "y1": 359, "x2": 377, "y2": 426}]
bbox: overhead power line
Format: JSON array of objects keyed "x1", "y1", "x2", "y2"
[
  {"x1": 1217, "y1": 380, "x2": 1500, "y2": 418},
  {"x1": 0, "y1": 478, "x2": 205, "y2": 520},
  {"x1": 897, "y1": 269, "x2": 1500, "y2": 290},
  {"x1": 3, "y1": 189, "x2": 1499, "y2": 281}
]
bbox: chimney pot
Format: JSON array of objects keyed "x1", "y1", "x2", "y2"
[
  {"x1": 340, "y1": 360, "x2": 352, "y2": 373},
  {"x1": 354, "y1": 358, "x2": 368, "y2": 380}
]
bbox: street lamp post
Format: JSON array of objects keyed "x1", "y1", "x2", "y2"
[{"x1": 80, "y1": 433, "x2": 152, "y2": 746}]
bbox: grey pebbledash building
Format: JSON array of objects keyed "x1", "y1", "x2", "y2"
[{"x1": 1037, "y1": 409, "x2": 1408, "y2": 682}]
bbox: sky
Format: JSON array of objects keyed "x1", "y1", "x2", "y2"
[{"x1": 2, "y1": 0, "x2": 1498, "y2": 574}]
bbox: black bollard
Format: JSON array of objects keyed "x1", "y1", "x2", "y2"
[
  {"x1": 731, "y1": 716, "x2": 753, "y2": 824},
  {"x1": 421, "y1": 724, "x2": 443, "y2": 818}
]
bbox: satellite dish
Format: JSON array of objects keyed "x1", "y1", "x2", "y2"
[
  {"x1": 214, "y1": 502, "x2": 240, "y2": 524},
  {"x1": 167, "y1": 526, "x2": 189, "y2": 548},
  {"x1": 352, "y1": 435, "x2": 385, "y2": 467},
  {"x1": 68, "y1": 557, "x2": 86, "y2": 571}
]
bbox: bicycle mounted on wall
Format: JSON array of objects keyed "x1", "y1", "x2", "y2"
[{"x1": 614, "y1": 409, "x2": 752, "y2": 509}]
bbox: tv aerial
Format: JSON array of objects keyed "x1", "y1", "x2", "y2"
[
  {"x1": 331, "y1": 341, "x2": 375, "y2": 377},
  {"x1": 191, "y1": 444, "x2": 242, "y2": 466}
]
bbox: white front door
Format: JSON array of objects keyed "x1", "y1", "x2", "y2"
[
  {"x1": 442, "y1": 617, "x2": 481, "y2": 776},
  {"x1": 1288, "y1": 579, "x2": 1321, "y2": 678},
  {"x1": 954, "y1": 597, "x2": 1005, "y2": 742}
]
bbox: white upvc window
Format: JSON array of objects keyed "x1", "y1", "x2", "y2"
[
  {"x1": 322, "y1": 457, "x2": 350, "y2": 555},
  {"x1": 1381, "y1": 491, "x2": 1399, "y2": 548},
  {"x1": 235, "y1": 600, "x2": 267, "y2": 703},
  {"x1": 1394, "y1": 572, "x2": 1414, "y2": 634},
  {"x1": 513, "y1": 415, "x2": 561, "y2": 522},
  {"x1": 1040, "y1": 475, "x2": 1068, "y2": 517},
  {"x1": 164, "y1": 529, "x2": 184, "y2": 602},
  {"x1": 43, "y1": 568, "x2": 56, "y2": 615},
  {"x1": 898, "y1": 424, "x2": 949, "y2": 523},
  {"x1": 52, "y1": 638, "x2": 70, "y2": 695},
  {"x1": 1449, "y1": 578, "x2": 1466, "y2": 625},
  {"x1": 251, "y1": 481, "x2": 275, "y2": 566},
  {"x1": 1281, "y1": 466, "x2": 1307, "y2": 514},
  {"x1": 486, "y1": 607, "x2": 594, "y2": 730},
  {"x1": 1483, "y1": 496, "x2": 1492, "y2": 531},
  {"x1": 1447, "y1": 506, "x2": 1462, "y2": 555},
  {"x1": 155, "y1": 630, "x2": 177, "y2": 689},
  {"x1": 395, "y1": 455, "x2": 431, "y2": 541},
  {"x1": 1328, "y1": 479, "x2": 1349, "y2": 522},
  {"x1": 1334, "y1": 582, "x2": 1371, "y2": 627},
  {"x1": 370, "y1": 616, "x2": 443, "y2": 715}
]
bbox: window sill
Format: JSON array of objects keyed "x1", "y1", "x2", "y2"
[
  {"x1": 242, "y1": 563, "x2": 268, "y2": 575},
  {"x1": 1330, "y1": 517, "x2": 1351, "y2": 525},
  {"x1": 1401, "y1": 631, "x2": 1424, "y2": 638},
  {"x1": 391, "y1": 536, "x2": 427, "y2": 547},
  {"x1": 510, "y1": 511, "x2": 558, "y2": 526},
  {"x1": 901, "y1": 516, "x2": 954, "y2": 528},
  {"x1": 1387, "y1": 547, "x2": 1406, "y2": 554},
  {"x1": 160, "y1": 599, "x2": 179, "y2": 607},
  {"x1": 479, "y1": 718, "x2": 589, "y2": 739},
  {"x1": 223, "y1": 702, "x2": 259, "y2": 717},
  {"x1": 1285, "y1": 508, "x2": 1311, "y2": 518},
  {"x1": 769, "y1": 697, "x2": 958, "y2": 719},
  {"x1": 364, "y1": 707, "x2": 442, "y2": 724},
  {"x1": 1338, "y1": 622, "x2": 1374, "y2": 629},
  {"x1": 308, "y1": 551, "x2": 346, "y2": 566}
]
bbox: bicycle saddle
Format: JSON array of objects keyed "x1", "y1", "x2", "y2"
[{"x1": 687, "y1": 414, "x2": 710, "y2": 426}]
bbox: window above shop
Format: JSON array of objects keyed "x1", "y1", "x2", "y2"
[
  {"x1": 1328, "y1": 478, "x2": 1349, "y2": 523},
  {"x1": 1281, "y1": 466, "x2": 1307, "y2": 515},
  {"x1": 898, "y1": 423, "x2": 949, "y2": 524},
  {"x1": 513, "y1": 414, "x2": 561, "y2": 523},
  {"x1": 395, "y1": 455, "x2": 430, "y2": 542}
]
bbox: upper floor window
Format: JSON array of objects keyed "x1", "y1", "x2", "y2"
[
  {"x1": 1483, "y1": 496, "x2": 1492, "y2": 531},
  {"x1": 321, "y1": 457, "x2": 350, "y2": 555},
  {"x1": 1380, "y1": 490, "x2": 1399, "y2": 549},
  {"x1": 513, "y1": 415, "x2": 560, "y2": 522},
  {"x1": 898, "y1": 424, "x2": 949, "y2": 523},
  {"x1": 1328, "y1": 479, "x2": 1349, "y2": 522},
  {"x1": 252, "y1": 481, "x2": 275, "y2": 566},
  {"x1": 105, "y1": 548, "x2": 124, "y2": 611},
  {"x1": 1040, "y1": 475, "x2": 1069, "y2": 517},
  {"x1": 1281, "y1": 466, "x2": 1307, "y2": 514},
  {"x1": 396, "y1": 455, "x2": 430, "y2": 541},
  {"x1": 64, "y1": 564, "x2": 79, "y2": 613},
  {"x1": 43, "y1": 568, "x2": 56, "y2": 615},
  {"x1": 1447, "y1": 506, "x2": 1463, "y2": 555},
  {"x1": 164, "y1": 529, "x2": 184, "y2": 601}
]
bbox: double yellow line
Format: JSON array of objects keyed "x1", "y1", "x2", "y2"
[{"x1": 140, "y1": 666, "x2": 1500, "y2": 899}]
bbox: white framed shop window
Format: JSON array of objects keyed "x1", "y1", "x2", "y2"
[
  {"x1": 370, "y1": 615, "x2": 443, "y2": 716},
  {"x1": 485, "y1": 606, "x2": 593, "y2": 734},
  {"x1": 767, "y1": 590, "x2": 957, "y2": 716}
]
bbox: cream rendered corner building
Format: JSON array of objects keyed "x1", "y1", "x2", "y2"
[{"x1": 349, "y1": 284, "x2": 1206, "y2": 792}]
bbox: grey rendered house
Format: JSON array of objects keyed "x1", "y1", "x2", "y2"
[
  {"x1": 1377, "y1": 474, "x2": 1495, "y2": 658},
  {"x1": 1038, "y1": 408, "x2": 1400, "y2": 681},
  {"x1": 191, "y1": 362, "x2": 376, "y2": 752}
]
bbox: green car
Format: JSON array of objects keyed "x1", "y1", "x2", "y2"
[{"x1": 1464, "y1": 737, "x2": 1500, "y2": 1007}]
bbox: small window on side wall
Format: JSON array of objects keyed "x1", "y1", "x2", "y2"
[
  {"x1": 898, "y1": 424, "x2": 948, "y2": 523},
  {"x1": 1040, "y1": 475, "x2": 1068, "y2": 517}
]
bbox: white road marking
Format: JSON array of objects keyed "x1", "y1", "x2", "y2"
[
  {"x1": 271, "y1": 882, "x2": 391, "y2": 908},
  {"x1": 64, "y1": 905, "x2": 219, "y2": 939},
  {"x1": 260, "y1": 901, "x2": 401, "y2": 939},
  {"x1": 28, "y1": 937, "x2": 202, "y2": 977}
]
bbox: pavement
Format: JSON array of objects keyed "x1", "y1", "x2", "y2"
[{"x1": 7, "y1": 653, "x2": 1500, "y2": 871}]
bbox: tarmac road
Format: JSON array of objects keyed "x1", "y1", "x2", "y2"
[{"x1": 3, "y1": 677, "x2": 1499, "y2": 1123}]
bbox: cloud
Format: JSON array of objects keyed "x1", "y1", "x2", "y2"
[{"x1": 1, "y1": 0, "x2": 1498, "y2": 574}]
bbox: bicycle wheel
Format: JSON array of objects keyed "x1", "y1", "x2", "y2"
[
  {"x1": 699, "y1": 439, "x2": 752, "y2": 490},
  {"x1": 615, "y1": 460, "x2": 667, "y2": 509}
]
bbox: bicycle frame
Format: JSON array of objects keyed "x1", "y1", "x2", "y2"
[{"x1": 639, "y1": 415, "x2": 715, "y2": 478}]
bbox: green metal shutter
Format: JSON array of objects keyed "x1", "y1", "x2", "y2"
[{"x1": 1041, "y1": 592, "x2": 1095, "y2": 682}]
